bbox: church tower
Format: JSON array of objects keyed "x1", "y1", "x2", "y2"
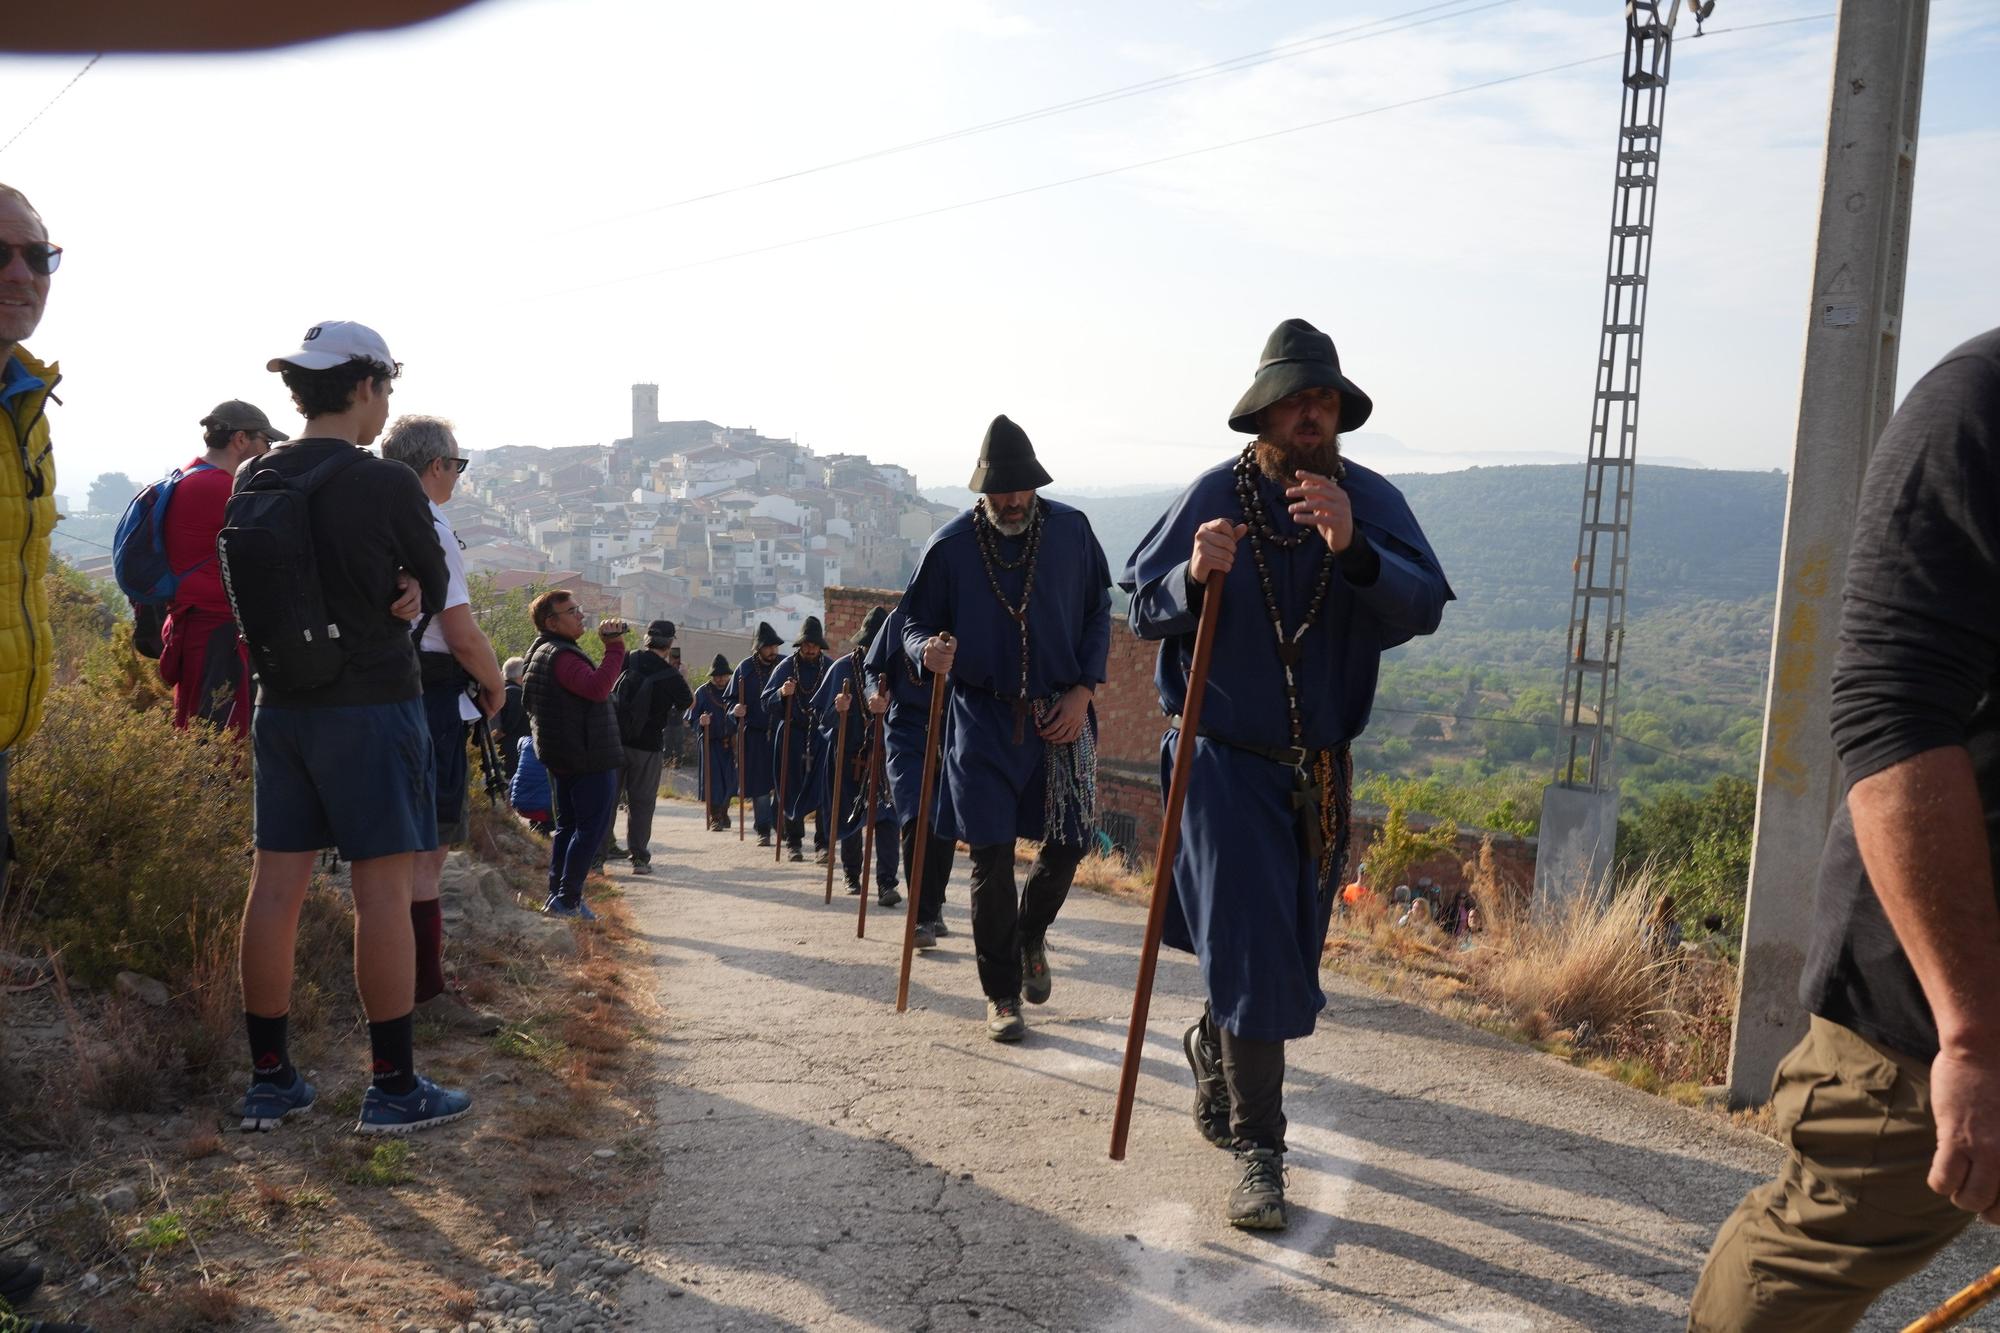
[{"x1": 631, "y1": 383, "x2": 659, "y2": 441}]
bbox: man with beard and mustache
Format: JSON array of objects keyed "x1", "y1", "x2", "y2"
[
  {"x1": 726, "y1": 622, "x2": 785, "y2": 846},
  {"x1": 902, "y1": 416, "x2": 1112, "y2": 1043},
  {"x1": 1123, "y1": 319, "x2": 1450, "y2": 1230},
  {"x1": 764, "y1": 615, "x2": 832, "y2": 863}
]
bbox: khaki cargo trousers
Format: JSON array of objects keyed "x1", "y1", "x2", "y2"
[{"x1": 1688, "y1": 1016, "x2": 1975, "y2": 1331}]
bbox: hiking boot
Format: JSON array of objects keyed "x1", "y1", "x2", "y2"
[
  {"x1": 985, "y1": 997, "x2": 1026, "y2": 1043},
  {"x1": 1020, "y1": 938, "x2": 1052, "y2": 1005},
  {"x1": 788, "y1": 847, "x2": 805, "y2": 863},
  {"x1": 930, "y1": 917, "x2": 950, "y2": 937},
  {"x1": 844, "y1": 876, "x2": 863, "y2": 896},
  {"x1": 415, "y1": 991, "x2": 502, "y2": 1038},
  {"x1": 913, "y1": 921, "x2": 938, "y2": 951},
  {"x1": 631, "y1": 861, "x2": 654, "y2": 876},
  {"x1": 877, "y1": 884, "x2": 902, "y2": 909},
  {"x1": 0, "y1": 1256, "x2": 43, "y2": 1308},
  {"x1": 1183, "y1": 1014, "x2": 1233, "y2": 1149},
  {"x1": 813, "y1": 848, "x2": 831, "y2": 866},
  {"x1": 1226, "y1": 1147, "x2": 1288, "y2": 1230},
  {"x1": 756, "y1": 831, "x2": 773, "y2": 847},
  {"x1": 239, "y1": 1070, "x2": 316, "y2": 1133},
  {"x1": 355, "y1": 1075, "x2": 472, "y2": 1135}
]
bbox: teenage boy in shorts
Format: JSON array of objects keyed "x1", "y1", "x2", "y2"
[{"x1": 235, "y1": 320, "x2": 473, "y2": 1135}]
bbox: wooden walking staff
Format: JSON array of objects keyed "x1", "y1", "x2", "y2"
[
  {"x1": 701, "y1": 710, "x2": 713, "y2": 830},
  {"x1": 735, "y1": 720, "x2": 746, "y2": 840},
  {"x1": 1906, "y1": 1264, "x2": 2000, "y2": 1333},
  {"x1": 774, "y1": 691, "x2": 794, "y2": 864},
  {"x1": 897, "y1": 634, "x2": 951, "y2": 1012},
  {"x1": 1109, "y1": 574, "x2": 1225, "y2": 1162},
  {"x1": 824, "y1": 680, "x2": 852, "y2": 905},
  {"x1": 856, "y1": 708, "x2": 884, "y2": 938}
]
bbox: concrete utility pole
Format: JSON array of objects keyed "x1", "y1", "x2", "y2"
[{"x1": 1727, "y1": 0, "x2": 1928, "y2": 1106}]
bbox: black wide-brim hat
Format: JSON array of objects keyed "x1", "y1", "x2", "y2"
[
  {"x1": 1227, "y1": 318, "x2": 1373, "y2": 435},
  {"x1": 794, "y1": 615, "x2": 830, "y2": 649},
  {"x1": 754, "y1": 621, "x2": 783, "y2": 649},
  {"x1": 967, "y1": 414, "x2": 1053, "y2": 493},
  {"x1": 846, "y1": 605, "x2": 888, "y2": 650},
  {"x1": 709, "y1": 653, "x2": 731, "y2": 678}
]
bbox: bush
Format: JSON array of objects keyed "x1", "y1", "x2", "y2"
[{"x1": 1478, "y1": 874, "x2": 1663, "y2": 1036}]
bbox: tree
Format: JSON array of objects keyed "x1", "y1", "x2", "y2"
[
  {"x1": 87, "y1": 471, "x2": 139, "y2": 515},
  {"x1": 1362, "y1": 805, "x2": 1460, "y2": 891},
  {"x1": 469, "y1": 573, "x2": 543, "y2": 665}
]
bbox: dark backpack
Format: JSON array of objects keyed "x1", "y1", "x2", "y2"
[
  {"x1": 217, "y1": 449, "x2": 364, "y2": 694},
  {"x1": 112, "y1": 462, "x2": 218, "y2": 659},
  {"x1": 611, "y1": 666, "x2": 658, "y2": 748}
]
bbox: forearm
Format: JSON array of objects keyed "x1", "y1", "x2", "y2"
[
  {"x1": 439, "y1": 607, "x2": 503, "y2": 692},
  {"x1": 1852, "y1": 745, "x2": 2000, "y2": 1051},
  {"x1": 554, "y1": 641, "x2": 624, "y2": 701}
]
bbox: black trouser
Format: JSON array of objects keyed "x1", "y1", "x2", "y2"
[
  {"x1": 902, "y1": 821, "x2": 955, "y2": 925},
  {"x1": 785, "y1": 811, "x2": 826, "y2": 852},
  {"x1": 840, "y1": 820, "x2": 900, "y2": 889},
  {"x1": 967, "y1": 841, "x2": 1083, "y2": 1001},
  {"x1": 1204, "y1": 1007, "x2": 1286, "y2": 1152}
]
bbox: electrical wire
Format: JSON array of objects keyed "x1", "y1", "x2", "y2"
[
  {"x1": 0, "y1": 54, "x2": 101, "y2": 157},
  {"x1": 571, "y1": 0, "x2": 1513, "y2": 232},
  {"x1": 541, "y1": 10, "x2": 1835, "y2": 301}
]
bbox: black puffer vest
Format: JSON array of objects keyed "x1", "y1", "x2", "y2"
[{"x1": 523, "y1": 632, "x2": 623, "y2": 775}]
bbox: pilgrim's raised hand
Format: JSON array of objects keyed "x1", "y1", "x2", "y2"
[
  {"x1": 699, "y1": 713, "x2": 712, "y2": 729},
  {"x1": 922, "y1": 633, "x2": 956, "y2": 675},
  {"x1": 834, "y1": 692, "x2": 852, "y2": 715},
  {"x1": 868, "y1": 691, "x2": 889, "y2": 716},
  {"x1": 779, "y1": 678, "x2": 797, "y2": 698},
  {"x1": 1037, "y1": 684, "x2": 1092, "y2": 745},
  {"x1": 1287, "y1": 470, "x2": 1354, "y2": 553},
  {"x1": 732, "y1": 704, "x2": 748, "y2": 719},
  {"x1": 1189, "y1": 519, "x2": 1248, "y2": 583}
]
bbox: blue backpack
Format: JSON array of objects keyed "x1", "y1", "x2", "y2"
[{"x1": 112, "y1": 461, "x2": 219, "y2": 605}]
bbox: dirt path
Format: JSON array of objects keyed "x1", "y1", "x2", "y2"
[{"x1": 609, "y1": 798, "x2": 2000, "y2": 1331}]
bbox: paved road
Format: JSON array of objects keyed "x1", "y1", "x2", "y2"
[{"x1": 613, "y1": 799, "x2": 2000, "y2": 1331}]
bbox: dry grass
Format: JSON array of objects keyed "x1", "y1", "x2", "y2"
[
  {"x1": 1478, "y1": 875, "x2": 1663, "y2": 1038},
  {"x1": 1071, "y1": 848, "x2": 1152, "y2": 897}
]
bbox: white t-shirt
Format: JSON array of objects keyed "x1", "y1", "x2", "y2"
[{"x1": 421, "y1": 500, "x2": 479, "y2": 722}]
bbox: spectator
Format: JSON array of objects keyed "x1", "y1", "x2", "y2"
[
  {"x1": 496, "y1": 655, "x2": 528, "y2": 779},
  {"x1": 509, "y1": 735, "x2": 552, "y2": 835},
  {"x1": 522, "y1": 589, "x2": 627, "y2": 918},
  {"x1": 158, "y1": 399, "x2": 288, "y2": 733},
  {"x1": 231, "y1": 319, "x2": 471, "y2": 1135},
  {"x1": 380, "y1": 414, "x2": 504, "y2": 1036},
  {"x1": 610, "y1": 618, "x2": 692, "y2": 875},
  {"x1": 1689, "y1": 329, "x2": 2000, "y2": 1329}
]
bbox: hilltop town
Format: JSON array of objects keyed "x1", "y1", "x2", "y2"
[{"x1": 453, "y1": 383, "x2": 958, "y2": 639}]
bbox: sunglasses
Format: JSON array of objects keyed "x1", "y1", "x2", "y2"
[
  {"x1": 440, "y1": 456, "x2": 470, "y2": 475},
  {"x1": 0, "y1": 241, "x2": 62, "y2": 277}
]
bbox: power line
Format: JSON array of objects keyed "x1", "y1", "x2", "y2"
[
  {"x1": 542, "y1": 10, "x2": 1833, "y2": 301},
  {"x1": 0, "y1": 55, "x2": 101, "y2": 157},
  {"x1": 572, "y1": 0, "x2": 1513, "y2": 233}
]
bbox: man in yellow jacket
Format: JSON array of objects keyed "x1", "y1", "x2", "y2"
[{"x1": 0, "y1": 182, "x2": 61, "y2": 897}]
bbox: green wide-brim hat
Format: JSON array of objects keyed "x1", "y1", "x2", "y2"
[
  {"x1": 794, "y1": 615, "x2": 830, "y2": 649},
  {"x1": 967, "y1": 414, "x2": 1054, "y2": 493},
  {"x1": 846, "y1": 605, "x2": 888, "y2": 650},
  {"x1": 1227, "y1": 318, "x2": 1374, "y2": 435}
]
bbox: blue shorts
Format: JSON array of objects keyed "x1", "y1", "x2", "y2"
[
  {"x1": 252, "y1": 699, "x2": 437, "y2": 861},
  {"x1": 422, "y1": 681, "x2": 471, "y2": 846}
]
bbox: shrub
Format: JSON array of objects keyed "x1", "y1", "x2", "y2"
[{"x1": 1478, "y1": 873, "x2": 1664, "y2": 1036}]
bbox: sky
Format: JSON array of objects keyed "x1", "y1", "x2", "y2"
[{"x1": 1, "y1": 0, "x2": 1995, "y2": 501}]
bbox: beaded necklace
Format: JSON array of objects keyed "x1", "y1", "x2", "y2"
[
  {"x1": 971, "y1": 496, "x2": 1046, "y2": 709},
  {"x1": 1232, "y1": 441, "x2": 1341, "y2": 748}
]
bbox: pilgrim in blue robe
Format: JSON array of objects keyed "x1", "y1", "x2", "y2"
[
  {"x1": 1122, "y1": 456, "x2": 1451, "y2": 1042},
  {"x1": 761, "y1": 649, "x2": 830, "y2": 833},
  {"x1": 863, "y1": 605, "x2": 956, "y2": 837},
  {"x1": 725, "y1": 654, "x2": 780, "y2": 801},
  {"x1": 685, "y1": 682, "x2": 739, "y2": 823},
  {"x1": 900, "y1": 499, "x2": 1113, "y2": 848},
  {"x1": 813, "y1": 649, "x2": 899, "y2": 889}
]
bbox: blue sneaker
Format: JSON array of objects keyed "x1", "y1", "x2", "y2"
[
  {"x1": 575, "y1": 901, "x2": 599, "y2": 922},
  {"x1": 355, "y1": 1075, "x2": 472, "y2": 1136},
  {"x1": 543, "y1": 896, "x2": 579, "y2": 918},
  {"x1": 239, "y1": 1071, "x2": 316, "y2": 1132}
]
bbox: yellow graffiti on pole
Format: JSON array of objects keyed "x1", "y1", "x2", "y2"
[{"x1": 1763, "y1": 545, "x2": 1833, "y2": 798}]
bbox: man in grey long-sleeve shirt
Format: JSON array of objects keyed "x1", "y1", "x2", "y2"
[{"x1": 1690, "y1": 328, "x2": 2000, "y2": 1330}]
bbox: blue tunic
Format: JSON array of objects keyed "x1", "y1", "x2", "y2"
[
  {"x1": 762, "y1": 650, "x2": 830, "y2": 821},
  {"x1": 864, "y1": 605, "x2": 956, "y2": 836},
  {"x1": 899, "y1": 499, "x2": 1112, "y2": 847},
  {"x1": 813, "y1": 651, "x2": 896, "y2": 841},
  {"x1": 725, "y1": 654, "x2": 780, "y2": 798},
  {"x1": 685, "y1": 682, "x2": 739, "y2": 805},
  {"x1": 1122, "y1": 456, "x2": 1451, "y2": 1042}
]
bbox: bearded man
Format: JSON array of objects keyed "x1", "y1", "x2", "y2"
[
  {"x1": 1123, "y1": 319, "x2": 1451, "y2": 1230},
  {"x1": 902, "y1": 415, "x2": 1111, "y2": 1043},
  {"x1": 726, "y1": 621, "x2": 784, "y2": 846},
  {"x1": 764, "y1": 615, "x2": 832, "y2": 863}
]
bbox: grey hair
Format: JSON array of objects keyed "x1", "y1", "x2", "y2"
[
  {"x1": 381, "y1": 414, "x2": 457, "y2": 476},
  {"x1": 502, "y1": 656, "x2": 526, "y2": 682},
  {"x1": 0, "y1": 183, "x2": 43, "y2": 225}
]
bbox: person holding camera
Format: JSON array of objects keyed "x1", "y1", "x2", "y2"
[
  {"x1": 380, "y1": 415, "x2": 503, "y2": 1034},
  {"x1": 522, "y1": 590, "x2": 628, "y2": 919}
]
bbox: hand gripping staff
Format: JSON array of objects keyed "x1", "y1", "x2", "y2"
[
  {"x1": 774, "y1": 689, "x2": 794, "y2": 865},
  {"x1": 857, "y1": 706, "x2": 885, "y2": 938},
  {"x1": 1110, "y1": 573, "x2": 1225, "y2": 1161},
  {"x1": 897, "y1": 634, "x2": 953, "y2": 1011},
  {"x1": 1906, "y1": 1266, "x2": 2000, "y2": 1333},
  {"x1": 735, "y1": 721, "x2": 747, "y2": 841},
  {"x1": 825, "y1": 679, "x2": 853, "y2": 905}
]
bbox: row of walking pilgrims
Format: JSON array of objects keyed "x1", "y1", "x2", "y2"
[{"x1": 667, "y1": 317, "x2": 1451, "y2": 1236}]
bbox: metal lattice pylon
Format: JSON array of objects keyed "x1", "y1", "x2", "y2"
[{"x1": 1553, "y1": 1, "x2": 1676, "y2": 795}]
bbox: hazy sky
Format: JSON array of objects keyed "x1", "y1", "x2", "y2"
[{"x1": 2, "y1": 0, "x2": 1994, "y2": 498}]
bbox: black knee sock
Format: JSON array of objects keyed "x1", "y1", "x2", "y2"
[
  {"x1": 245, "y1": 1011, "x2": 295, "y2": 1086},
  {"x1": 368, "y1": 1013, "x2": 418, "y2": 1096}
]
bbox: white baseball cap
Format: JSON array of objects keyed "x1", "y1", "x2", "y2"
[{"x1": 266, "y1": 320, "x2": 399, "y2": 374}]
